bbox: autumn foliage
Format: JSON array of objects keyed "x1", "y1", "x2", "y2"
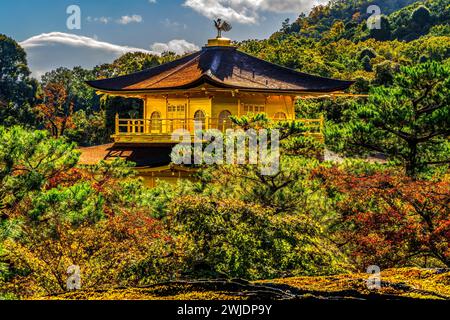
[
  {"x1": 35, "y1": 82, "x2": 75, "y2": 138},
  {"x1": 317, "y1": 166, "x2": 450, "y2": 269},
  {"x1": 3, "y1": 209, "x2": 170, "y2": 297}
]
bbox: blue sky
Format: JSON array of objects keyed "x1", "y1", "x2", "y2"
[{"x1": 0, "y1": 0, "x2": 326, "y2": 77}]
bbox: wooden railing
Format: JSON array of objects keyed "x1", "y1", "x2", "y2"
[
  {"x1": 114, "y1": 114, "x2": 324, "y2": 137},
  {"x1": 115, "y1": 116, "x2": 234, "y2": 135}
]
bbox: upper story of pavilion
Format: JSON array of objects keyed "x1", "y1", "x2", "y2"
[{"x1": 86, "y1": 36, "x2": 354, "y2": 144}]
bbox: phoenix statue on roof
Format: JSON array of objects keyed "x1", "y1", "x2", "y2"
[{"x1": 214, "y1": 19, "x2": 232, "y2": 38}]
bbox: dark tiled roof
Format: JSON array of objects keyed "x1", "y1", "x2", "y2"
[{"x1": 86, "y1": 46, "x2": 354, "y2": 93}]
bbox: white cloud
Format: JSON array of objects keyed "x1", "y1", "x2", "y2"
[
  {"x1": 151, "y1": 39, "x2": 199, "y2": 55},
  {"x1": 258, "y1": 0, "x2": 328, "y2": 13},
  {"x1": 20, "y1": 32, "x2": 156, "y2": 78},
  {"x1": 183, "y1": 0, "x2": 328, "y2": 24},
  {"x1": 87, "y1": 16, "x2": 112, "y2": 24},
  {"x1": 87, "y1": 15, "x2": 144, "y2": 25},
  {"x1": 148, "y1": 0, "x2": 157, "y2": 3},
  {"x1": 117, "y1": 14, "x2": 143, "y2": 25},
  {"x1": 19, "y1": 33, "x2": 199, "y2": 78},
  {"x1": 184, "y1": 0, "x2": 257, "y2": 24}
]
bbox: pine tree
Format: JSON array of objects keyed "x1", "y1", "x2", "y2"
[{"x1": 330, "y1": 62, "x2": 450, "y2": 177}]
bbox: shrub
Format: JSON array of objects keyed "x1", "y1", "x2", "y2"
[
  {"x1": 168, "y1": 196, "x2": 348, "y2": 280},
  {"x1": 2, "y1": 202, "x2": 171, "y2": 298}
]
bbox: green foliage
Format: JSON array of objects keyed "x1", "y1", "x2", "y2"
[
  {"x1": 28, "y1": 182, "x2": 105, "y2": 226},
  {"x1": 205, "y1": 157, "x2": 321, "y2": 213},
  {"x1": 275, "y1": 0, "x2": 449, "y2": 43},
  {"x1": 429, "y1": 24, "x2": 450, "y2": 37},
  {"x1": 328, "y1": 62, "x2": 450, "y2": 177},
  {"x1": 284, "y1": 0, "x2": 418, "y2": 38},
  {"x1": 373, "y1": 60, "x2": 398, "y2": 85},
  {"x1": 41, "y1": 67, "x2": 99, "y2": 114},
  {"x1": 0, "y1": 34, "x2": 38, "y2": 126},
  {"x1": 286, "y1": 0, "x2": 450, "y2": 41},
  {"x1": 387, "y1": 0, "x2": 449, "y2": 40},
  {"x1": 239, "y1": 32, "x2": 449, "y2": 96},
  {"x1": 169, "y1": 196, "x2": 347, "y2": 279},
  {"x1": 64, "y1": 109, "x2": 109, "y2": 146},
  {"x1": 167, "y1": 134, "x2": 347, "y2": 279},
  {"x1": 95, "y1": 52, "x2": 161, "y2": 77},
  {"x1": 0, "y1": 126, "x2": 79, "y2": 216}
]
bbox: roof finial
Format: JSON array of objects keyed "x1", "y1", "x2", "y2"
[{"x1": 214, "y1": 19, "x2": 232, "y2": 38}]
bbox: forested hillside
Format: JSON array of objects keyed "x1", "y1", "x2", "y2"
[
  {"x1": 277, "y1": 0, "x2": 449, "y2": 41},
  {"x1": 239, "y1": 0, "x2": 450, "y2": 85}
]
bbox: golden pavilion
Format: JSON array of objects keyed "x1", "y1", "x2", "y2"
[{"x1": 83, "y1": 31, "x2": 354, "y2": 186}]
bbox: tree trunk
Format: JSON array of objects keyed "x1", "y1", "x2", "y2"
[{"x1": 406, "y1": 141, "x2": 418, "y2": 178}]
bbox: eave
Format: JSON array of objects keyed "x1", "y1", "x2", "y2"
[{"x1": 90, "y1": 77, "x2": 356, "y2": 99}]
